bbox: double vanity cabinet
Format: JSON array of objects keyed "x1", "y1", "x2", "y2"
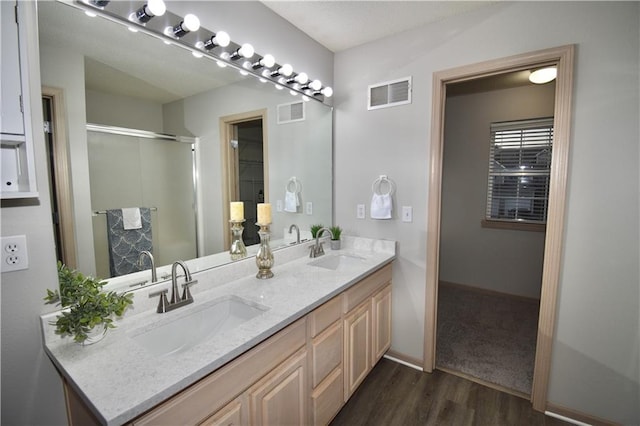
[{"x1": 42, "y1": 237, "x2": 395, "y2": 426}]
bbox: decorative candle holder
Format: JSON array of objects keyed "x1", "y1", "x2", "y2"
[
  {"x1": 255, "y1": 223, "x2": 274, "y2": 279},
  {"x1": 229, "y1": 220, "x2": 247, "y2": 261}
]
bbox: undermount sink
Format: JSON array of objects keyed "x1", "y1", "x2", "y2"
[
  {"x1": 129, "y1": 295, "x2": 269, "y2": 356},
  {"x1": 309, "y1": 254, "x2": 366, "y2": 271}
]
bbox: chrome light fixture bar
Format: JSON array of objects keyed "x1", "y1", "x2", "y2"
[{"x1": 71, "y1": 0, "x2": 332, "y2": 102}]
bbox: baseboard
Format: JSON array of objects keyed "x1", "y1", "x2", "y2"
[
  {"x1": 546, "y1": 402, "x2": 620, "y2": 426},
  {"x1": 439, "y1": 280, "x2": 540, "y2": 304},
  {"x1": 384, "y1": 349, "x2": 423, "y2": 371}
]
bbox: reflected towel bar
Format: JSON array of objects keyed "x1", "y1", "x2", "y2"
[{"x1": 93, "y1": 207, "x2": 157, "y2": 216}]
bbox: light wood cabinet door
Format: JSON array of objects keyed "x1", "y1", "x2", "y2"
[
  {"x1": 343, "y1": 301, "x2": 371, "y2": 400},
  {"x1": 311, "y1": 367, "x2": 343, "y2": 426},
  {"x1": 372, "y1": 284, "x2": 392, "y2": 365},
  {"x1": 248, "y1": 348, "x2": 307, "y2": 425}
]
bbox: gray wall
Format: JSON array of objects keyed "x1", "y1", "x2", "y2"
[
  {"x1": 334, "y1": 1, "x2": 638, "y2": 423},
  {"x1": 0, "y1": 2, "x2": 332, "y2": 424},
  {"x1": 440, "y1": 83, "x2": 555, "y2": 298}
]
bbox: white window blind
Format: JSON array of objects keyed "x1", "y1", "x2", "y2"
[{"x1": 486, "y1": 117, "x2": 554, "y2": 224}]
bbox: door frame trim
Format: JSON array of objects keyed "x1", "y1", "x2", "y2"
[
  {"x1": 219, "y1": 109, "x2": 268, "y2": 248},
  {"x1": 423, "y1": 45, "x2": 575, "y2": 411},
  {"x1": 42, "y1": 86, "x2": 78, "y2": 268}
]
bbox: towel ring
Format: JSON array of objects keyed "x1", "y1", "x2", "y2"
[
  {"x1": 286, "y1": 177, "x2": 302, "y2": 193},
  {"x1": 371, "y1": 175, "x2": 395, "y2": 196}
]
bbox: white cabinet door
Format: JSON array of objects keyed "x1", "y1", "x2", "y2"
[{"x1": 1, "y1": 1, "x2": 25, "y2": 136}]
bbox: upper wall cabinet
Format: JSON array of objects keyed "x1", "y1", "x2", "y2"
[{"x1": 1, "y1": 1, "x2": 38, "y2": 198}]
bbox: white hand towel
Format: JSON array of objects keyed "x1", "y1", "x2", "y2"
[
  {"x1": 370, "y1": 193, "x2": 392, "y2": 219},
  {"x1": 122, "y1": 208, "x2": 142, "y2": 230},
  {"x1": 284, "y1": 190, "x2": 298, "y2": 212}
]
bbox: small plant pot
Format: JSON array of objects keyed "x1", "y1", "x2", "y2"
[
  {"x1": 81, "y1": 325, "x2": 107, "y2": 346},
  {"x1": 330, "y1": 239, "x2": 341, "y2": 250}
]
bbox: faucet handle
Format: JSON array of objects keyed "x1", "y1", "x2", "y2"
[
  {"x1": 149, "y1": 288, "x2": 169, "y2": 313},
  {"x1": 181, "y1": 280, "x2": 198, "y2": 301}
]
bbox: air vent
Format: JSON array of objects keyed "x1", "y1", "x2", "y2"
[
  {"x1": 368, "y1": 76, "x2": 412, "y2": 110},
  {"x1": 277, "y1": 101, "x2": 305, "y2": 124}
]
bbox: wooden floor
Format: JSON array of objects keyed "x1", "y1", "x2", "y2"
[{"x1": 330, "y1": 358, "x2": 570, "y2": 426}]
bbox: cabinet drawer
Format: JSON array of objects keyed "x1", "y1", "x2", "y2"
[
  {"x1": 311, "y1": 368, "x2": 343, "y2": 426},
  {"x1": 309, "y1": 296, "x2": 341, "y2": 338},
  {"x1": 343, "y1": 264, "x2": 391, "y2": 313},
  {"x1": 200, "y1": 397, "x2": 246, "y2": 426},
  {"x1": 311, "y1": 320, "x2": 342, "y2": 388},
  {"x1": 132, "y1": 318, "x2": 306, "y2": 425}
]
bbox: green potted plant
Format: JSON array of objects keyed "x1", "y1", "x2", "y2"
[
  {"x1": 329, "y1": 225, "x2": 342, "y2": 250},
  {"x1": 44, "y1": 262, "x2": 134, "y2": 345},
  {"x1": 310, "y1": 224, "x2": 324, "y2": 239}
]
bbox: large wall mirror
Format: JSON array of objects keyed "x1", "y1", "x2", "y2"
[{"x1": 37, "y1": 1, "x2": 333, "y2": 288}]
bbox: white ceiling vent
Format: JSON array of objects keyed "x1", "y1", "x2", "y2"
[
  {"x1": 368, "y1": 76, "x2": 412, "y2": 110},
  {"x1": 277, "y1": 101, "x2": 305, "y2": 124}
]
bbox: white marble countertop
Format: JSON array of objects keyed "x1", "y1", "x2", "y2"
[{"x1": 40, "y1": 236, "x2": 396, "y2": 425}]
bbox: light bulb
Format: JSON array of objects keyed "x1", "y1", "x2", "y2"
[
  {"x1": 85, "y1": 10, "x2": 97, "y2": 17},
  {"x1": 204, "y1": 31, "x2": 230, "y2": 50},
  {"x1": 289, "y1": 90, "x2": 298, "y2": 96},
  {"x1": 275, "y1": 84, "x2": 284, "y2": 90},
  {"x1": 240, "y1": 69, "x2": 249, "y2": 76},
  {"x1": 529, "y1": 67, "x2": 557, "y2": 84},
  {"x1": 321, "y1": 87, "x2": 333, "y2": 97},
  {"x1": 134, "y1": 0, "x2": 166, "y2": 23},
  {"x1": 272, "y1": 63, "x2": 293, "y2": 77},
  {"x1": 302, "y1": 95, "x2": 310, "y2": 102},
  {"x1": 192, "y1": 50, "x2": 203, "y2": 58},
  {"x1": 253, "y1": 54, "x2": 275, "y2": 69},
  {"x1": 217, "y1": 61, "x2": 227, "y2": 68},
  {"x1": 309, "y1": 79, "x2": 322, "y2": 91},
  {"x1": 238, "y1": 43, "x2": 255, "y2": 59},
  {"x1": 295, "y1": 72, "x2": 308, "y2": 84},
  {"x1": 170, "y1": 14, "x2": 200, "y2": 37}
]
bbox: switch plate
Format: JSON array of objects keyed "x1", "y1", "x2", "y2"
[
  {"x1": 402, "y1": 206, "x2": 413, "y2": 223},
  {"x1": 306, "y1": 202, "x2": 313, "y2": 215},
  {"x1": 1, "y1": 235, "x2": 29, "y2": 272},
  {"x1": 357, "y1": 204, "x2": 366, "y2": 219},
  {"x1": 276, "y1": 200, "x2": 283, "y2": 212}
]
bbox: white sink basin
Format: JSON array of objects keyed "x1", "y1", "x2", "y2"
[
  {"x1": 309, "y1": 254, "x2": 366, "y2": 271},
  {"x1": 130, "y1": 295, "x2": 269, "y2": 356}
]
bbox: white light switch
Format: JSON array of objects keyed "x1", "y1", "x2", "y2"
[
  {"x1": 357, "y1": 204, "x2": 365, "y2": 219},
  {"x1": 276, "y1": 200, "x2": 283, "y2": 212},
  {"x1": 402, "y1": 206, "x2": 413, "y2": 223},
  {"x1": 306, "y1": 202, "x2": 313, "y2": 215}
]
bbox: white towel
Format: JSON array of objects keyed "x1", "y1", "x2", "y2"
[
  {"x1": 122, "y1": 208, "x2": 142, "y2": 230},
  {"x1": 284, "y1": 190, "x2": 298, "y2": 212},
  {"x1": 370, "y1": 193, "x2": 392, "y2": 219}
]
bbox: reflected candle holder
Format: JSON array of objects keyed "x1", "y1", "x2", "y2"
[
  {"x1": 255, "y1": 223, "x2": 274, "y2": 279},
  {"x1": 229, "y1": 220, "x2": 247, "y2": 261}
]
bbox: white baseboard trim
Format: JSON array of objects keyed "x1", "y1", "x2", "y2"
[
  {"x1": 383, "y1": 354, "x2": 423, "y2": 372},
  {"x1": 545, "y1": 410, "x2": 591, "y2": 426}
]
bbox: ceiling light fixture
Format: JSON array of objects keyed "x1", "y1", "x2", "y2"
[
  {"x1": 529, "y1": 67, "x2": 557, "y2": 84},
  {"x1": 132, "y1": 0, "x2": 166, "y2": 23}
]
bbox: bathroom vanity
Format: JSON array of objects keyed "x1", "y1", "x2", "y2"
[{"x1": 41, "y1": 237, "x2": 395, "y2": 425}]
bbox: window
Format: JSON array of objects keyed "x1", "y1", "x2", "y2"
[{"x1": 485, "y1": 118, "x2": 553, "y2": 227}]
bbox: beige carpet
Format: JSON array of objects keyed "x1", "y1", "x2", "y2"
[{"x1": 436, "y1": 283, "x2": 539, "y2": 395}]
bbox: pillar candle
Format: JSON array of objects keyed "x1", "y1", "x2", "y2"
[
  {"x1": 230, "y1": 201, "x2": 244, "y2": 221},
  {"x1": 257, "y1": 203, "x2": 272, "y2": 224}
]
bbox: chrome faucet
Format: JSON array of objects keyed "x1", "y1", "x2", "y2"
[
  {"x1": 289, "y1": 224, "x2": 300, "y2": 244},
  {"x1": 149, "y1": 260, "x2": 197, "y2": 313},
  {"x1": 137, "y1": 250, "x2": 157, "y2": 283},
  {"x1": 310, "y1": 227, "x2": 333, "y2": 258}
]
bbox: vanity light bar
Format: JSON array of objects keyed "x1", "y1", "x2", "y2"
[{"x1": 74, "y1": 0, "x2": 333, "y2": 102}]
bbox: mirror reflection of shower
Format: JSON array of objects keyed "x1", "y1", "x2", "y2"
[
  {"x1": 234, "y1": 119, "x2": 264, "y2": 246},
  {"x1": 87, "y1": 124, "x2": 198, "y2": 279}
]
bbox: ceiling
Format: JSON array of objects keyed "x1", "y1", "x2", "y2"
[{"x1": 261, "y1": 1, "x2": 497, "y2": 53}]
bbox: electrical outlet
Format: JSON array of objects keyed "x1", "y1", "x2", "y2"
[
  {"x1": 357, "y1": 204, "x2": 366, "y2": 219},
  {"x1": 1, "y1": 235, "x2": 29, "y2": 272}
]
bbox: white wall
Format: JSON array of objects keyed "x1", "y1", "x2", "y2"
[
  {"x1": 86, "y1": 89, "x2": 164, "y2": 132},
  {"x1": 440, "y1": 83, "x2": 555, "y2": 298},
  {"x1": 334, "y1": 2, "x2": 638, "y2": 423}
]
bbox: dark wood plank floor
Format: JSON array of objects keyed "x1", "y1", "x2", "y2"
[{"x1": 330, "y1": 358, "x2": 570, "y2": 426}]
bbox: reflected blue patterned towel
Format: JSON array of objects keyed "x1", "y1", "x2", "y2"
[{"x1": 105, "y1": 208, "x2": 153, "y2": 277}]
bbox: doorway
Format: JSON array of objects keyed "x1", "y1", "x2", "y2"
[
  {"x1": 220, "y1": 110, "x2": 269, "y2": 249},
  {"x1": 423, "y1": 45, "x2": 575, "y2": 411}
]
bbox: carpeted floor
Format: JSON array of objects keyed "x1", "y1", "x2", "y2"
[{"x1": 436, "y1": 282, "x2": 540, "y2": 395}]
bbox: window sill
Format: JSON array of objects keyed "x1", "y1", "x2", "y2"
[{"x1": 481, "y1": 219, "x2": 546, "y2": 232}]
